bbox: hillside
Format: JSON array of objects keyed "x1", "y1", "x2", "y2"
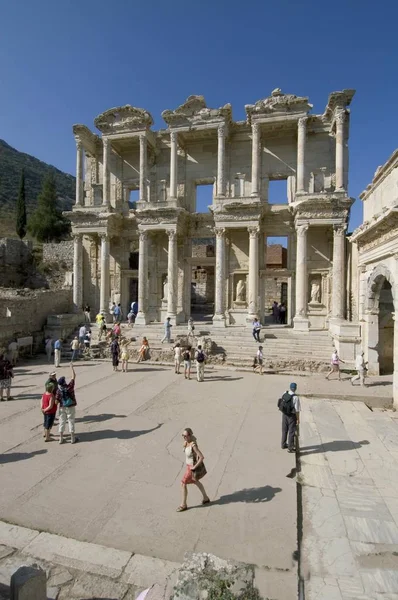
[{"x1": 0, "y1": 139, "x2": 75, "y2": 232}]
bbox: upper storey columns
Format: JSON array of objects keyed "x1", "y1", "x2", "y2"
[
  {"x1": 102, "y1": 138, "x2": 110, "y2": 208},
  {"x1": 75, "y1": 139, "x2": 84, "y2": 207},
  {"x1": 251, "y1": 123, "x2": 261, "y2": 196},
  {"x1": 296, "y1": 117, "x2": 307, "y2": 193},
  {"x1": 169, "y1": 131, "x2": 178, "y2": 200},
  {"x1": 217, "y1": 124, "x2": 227, "y2": 197},
  {"x1": 139, "y1": 134, "x2": 148, "y2": 202},
  {"x1": 335, "y1": 110, "x2": 346, "y2": 191}
]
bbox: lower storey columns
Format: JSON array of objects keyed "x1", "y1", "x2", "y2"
[
  {"x1": 136, "y1": 231, "x2": 149, "y2": 325},
  {"x1": 213, "y1": 228, "x2": 226, "y2": 326},
  {"x1": 72, "y1": 233, "x2": 83, "y2": 312},
  {"x1": 293, "y1": 223, "x2": 310, "y2": 331},
  {"x1": 331, "y1": 224, "x2": 346, "y2": 319},
  {"x1": 167, "y1": 230, "x2": 177, "y2": 321},
  {"x1": 247, "y1": 226, "x2": 260, "y2": 321},
  {"x1": 99, "y1": 234, "x2": 110, "y2": 316}
]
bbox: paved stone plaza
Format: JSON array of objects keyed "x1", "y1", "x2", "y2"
[{"x1": 0, "y1": 358, "x2": 396, "y2": 599}]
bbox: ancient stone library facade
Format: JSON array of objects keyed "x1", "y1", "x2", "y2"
[{"x1": 68, "y1": 88, "x2": 357, "y2": 337}]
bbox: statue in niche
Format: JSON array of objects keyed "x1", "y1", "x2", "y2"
[
  {"x1": 236, "y1": 279, "x2": 246, "y2": 303},
  {"x1": 310, "y1": 279, "x2": 321, "y2": 304},
  {"x1": 162, "y1": 276, "x2": 169, "y2": 301}
]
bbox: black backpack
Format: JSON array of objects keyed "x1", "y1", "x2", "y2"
[
  {"x1": 277, "y1": 392, "x2": 294, "y2": 416},
  {"x1": 196, "y1": 350, "x2": 205, "y2": 363},
  {"x1": 183, "y1": 350, "x2": 191, "y2": 361}
]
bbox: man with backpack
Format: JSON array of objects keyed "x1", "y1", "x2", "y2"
[
  {"x1": 0, "y1": 353, "x2": 14, "y2": 401},
  {"x1": 195, "y1": 345, "x2": 206, "y2": 382},
  {"x1": 56, "y1": 364, "x2": 78, "y2": 444},
  {"x1": 278, "y1": 382, "x2": 300, "y2": 453}
]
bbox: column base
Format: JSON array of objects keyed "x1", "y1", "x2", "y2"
[
  {"x1": 212, "y1": 313, "x2": 226, "y2": 327},
  {"x1": 135, "y1": 311, "x2": 149, "y2": 325},
  {"x1": 293, "y1": 315, "x2": 310, "y2": 331}
]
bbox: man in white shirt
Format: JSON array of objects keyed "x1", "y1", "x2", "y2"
[
  {"x1": 195, "y1": 345, "x2": 206, "y2": 382},
  {"x1": 279, "y1": 382, "x2": 301, "y2": 453},
  {"x1": 8, "y1": 339, "x2": 18, "y2": 366},
  {"x1": 173, "y1": 342, "x2": 182, "y2": 374},
  {"x1": 351, "y1": 351, "x2": 367, "y2": 386}
]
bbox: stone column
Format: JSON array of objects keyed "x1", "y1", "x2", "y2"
[
  {"x1": 213, "y1": 228, "x2": 226, "y2": 326},
  {"x1": 75, "y1": 139, "x2": 84, "y2": 207},
  {"x1": 331, "y1": 224, "x2": 346, "y2": 319},
  {"x1": 72, "y1": 233, "x2": 83, "y2": 312},
  {"x1": 170, "y1": 131, "x2": 177, "y2": 199},
  {"x1": 167, "y1": 230, "x2": 177, "y2": 321},
  {"x1": 335, "y1": 110, "x2": 346, "y2": 190},
  {"x1": 293, "y1": 223, "x2": 309, "y2": 330},
  {"x1": 247, "y1": 226, "x2": 260, "y2": 320},
  {"x1": 251, "y1": 123, "x2": 260, "y2": 196},
  {"x1": 139, "y1": 134, "x2": 147, "y2": 202},
  {"x1": 296, "y1": 117, "x2": 307, "y2": 193},
  {"x1": 217, "y1": 124, "x2": 226, "y2": 197},
  {"x1": 136, "y1": 231, "x2": 149, "y2": 325},
  {"x1": 99, "y1": 234, "x2": 110, "y2": 316},
  {"x1": 102, "y1": 138, "x2": 110, "y2": 208}
]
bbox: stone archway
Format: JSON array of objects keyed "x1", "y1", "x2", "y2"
[{"x1": 366, "y1": 264, "x2": 396, "y2": 375}]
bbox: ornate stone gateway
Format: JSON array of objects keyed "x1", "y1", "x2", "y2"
[{"x1": 67, "y1": 88, "x2": 355, "y2": 330}]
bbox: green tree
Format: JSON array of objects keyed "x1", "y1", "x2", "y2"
[
  {"x1": 16, "y1": 169, "x2": 27, "y2": 239},
  {"x1": 28, "y1": 172, "x2": 70, "y2": 242}
]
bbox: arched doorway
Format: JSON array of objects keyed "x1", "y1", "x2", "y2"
[{"x1": 379, "y1": 280, "x2": 394, "y2": 374}]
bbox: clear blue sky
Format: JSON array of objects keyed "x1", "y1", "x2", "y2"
[{"x1": 1, "y1": 0, "x2": 398, "y2": 232}]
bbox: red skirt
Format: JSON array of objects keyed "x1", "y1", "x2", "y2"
[{"x1": 181, "y1": 465, "x2": 196, "y2": 484}]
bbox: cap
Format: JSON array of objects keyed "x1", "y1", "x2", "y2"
[
  {"x1": 290, "y1": 382, "x2": 297, "y2": 391},
  {"x1": 58, "y1": 376, "x2": 66, "y2": 386},
  {"x1": 49, "y1": 372, "x2": 56, "y2": 377}
]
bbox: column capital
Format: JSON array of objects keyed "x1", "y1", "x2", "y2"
[
  {"x1": 333, "y1": 223, "x2": 347, "y2": 237},
  {"x1": 335, "y1": 109, "x2": 346, "y2": 126},
  {"x1": 139, "y1": 230, "x2": 148, "y2": 242},
  {"x1": 214, "y1": 227, "x2": 226, "y2": 239},
  {"x1": 170, "y1": 130, "x2": 178, "y2": 143},
  {"x1": 298, "y1": 116, "x2": 308, "y2": 131},
  {"x1": 99, "y1": 232, "x2": 109, "y2": 241},
  {"x1": 218, "y1": 123, "x2": 228, "y2": 138},
  {"x1": 103, "y1": 137, "x2": 110, "y2": 148},
  {"x1": 166, "y1": 229, "x2": 177, "y2": 240},
  {"x1": 296, "y1": 223, "x2": 309, "y2": 237},
  {"x1": 139, "y1": 132, "x2": 147, "y2": 142},
  {"x1": 248, "y1": 226, "x2": 260, "y2": 239},
  {"x1": 72, "y1": 232, "x2": 83, "y2": 241},
  {"x1": 252, "y1": 122, "x2": 260, "y2": 135},
  {"x1": 75, "y1": 137, "x2": 83, "y2": 151}
]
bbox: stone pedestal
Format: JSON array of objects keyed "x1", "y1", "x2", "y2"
[{"x1": 329, "y1": 317, "x2": 360, "y2": 364}]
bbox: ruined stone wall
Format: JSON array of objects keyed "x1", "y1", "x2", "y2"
[
  {"x1": 0, "y1": 289, "x2": 73, "y2": 349},
  {"x1": 0, "y1": 238, "x2": 34, "y2": 287},
  {"x1": 42, "y1": 241, "x2": 74, "y2": 268}
]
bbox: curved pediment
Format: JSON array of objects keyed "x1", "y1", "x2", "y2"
[
  {"x1": 245, "y1": 88, "x2": 313, "y2": 121},
  {"x1": 162, "y1": 95, "x2": 232, "y2": 128},
  {"x1": 94, "y1": 105, "x2": 154, "y2": 134}
]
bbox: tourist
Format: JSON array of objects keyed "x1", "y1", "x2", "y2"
[
  {"x1": 161, "y1": 317, "x2": 172, "y2": 344},
  {"x1": 83, "y1": 330, "x2": 91, "y2": 354},
  {"x1": 252, "y1": 318, "x2": 261, "y2": 342},
  {"x1": 78, "y1": 324, "x2": 86, "y2": 350},
  {"x1": 112, "y1": 322, "x2": 121, "y2": 338},
  {"x1": 121, "y1": 339, "x2": 132, "y2": 372},
  {"x1": 174, "y1": 342, "x2": 182, "y2": 374},
  {"x1": 114, "y1": 303, "x2": 122, "y2": 322},
  {"x1": 279, "y1": 302, "x2": 287, "y2": 324},
  {"x1": 137, "y1": 337, "x2": 150, "y2": 362},
  {"x1": 45, "y1": 336, "x2": 53, "y2": 363},
  {"x1": 8, "y1": 339, "x2": 18, "y2": 366},
  {"x1": 188, "y1": 317, "x2": 195, "y2": 337},
  {"x1": 83, "y1": 303, "x2": 91, "y2": 324},
  {"x1": 278, "y1": 382, "x2": 300, "y2": 453},
  {"x1": 110, "y1": 302, "x2": 116, "y2": 322},
  {"x1": 183, "y1": 346, "x2": 192, "y2": 380},
  {"x1": 195, "y1": 345, "x2": 206, "y2": 382},
  {"x1": 70, "y1": 336, "x2": 80, "y2": 362},
  {"x1": 253, "y1": 345, "x2": 264, "y2": 375},
  {"x1": 98, "y1": 316, "x2": 107, "y2": 341},
  {"x1": 54, "y1": 338, "x2": 62, "y2": 367},
  {"x1": 110, "y1": 336, "x2": 120, "y2": 372},
  {"x1": 325, "y1": 349, "x2": 345, "y2": 381},
  {"x1": 0, "y1": 353, "x2": 14, "y2": 401},
  {"x1": 96, "y1": 311, "x2": 104, "y2": 328},
  {"x1": 177, "y1": 427, "x2": 210, "y2": 512},
  {"x1": 127, "y1": 310, "x2": 134, "y2": 325},
  {"x1": 131, "y1": 301, "x2": 138, "y2": 322},
  {"x1": 272, "y1": 301, "x2": 279, "y2": 324},
  {"x1": 351, "y1": 351, "x2": 367, "y2": 386},
  {"x1": 41, "y1": 381, "x2": 57, "y2": 442},
  {"x1": 56, "y1": 364, "x2": 77, "y2": 444}
]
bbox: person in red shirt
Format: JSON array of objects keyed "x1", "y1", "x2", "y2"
[{"x1": 41, "y1": 381, "x2": 57, "y2": 442}]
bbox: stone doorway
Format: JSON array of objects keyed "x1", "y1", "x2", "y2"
[
  {"x1": 191, "y1": 266, "x2": 215, "y2": 318},
  {"x1": 379, "y1": 280, "x2": 394, "y2": 374}
]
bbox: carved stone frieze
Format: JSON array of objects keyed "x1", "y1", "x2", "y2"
[
  {"x1": 359, "y1": 226, "x2": 398, "y2": 252},
  {"x1": 94, "y1": 105, "x2": 154, "y2": 134},
  {"x1": 162, "y1": 95, "x2": 232, "y2": 128},
  {"x1": 245, "y1": 88, "x2": 312, "y2": 120}
]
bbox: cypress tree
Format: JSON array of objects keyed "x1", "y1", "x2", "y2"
[
  {"x1": 28, "y1": 172, "x2": 70, "y2": 242},
  {"x1": 16, "y1": 169, "x2": 27, "y2": 240}
]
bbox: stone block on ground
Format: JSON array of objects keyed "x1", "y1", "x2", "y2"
[
  {"x1": 68, "y1": 572, "x2": 129, "y2": 599},
  {"x1": 122, "y1": 554, "x2": 180, "y2": 590},
  {"x1": 10, "y1": 565, "x2": 46, "y2": 600}
]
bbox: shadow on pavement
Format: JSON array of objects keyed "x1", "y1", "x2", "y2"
[
  {"x1": 77, "y1": 423, "x2": 163, "y2": 443},
  {"x1": 0, "y1": 449, "x2": 47, "y2": 464},
  {"x1": 76, "y1": 413, "x2": 127, "y2": 424},
  {"x1": 365, "y1": 381, "x2": 392, "y2": 387},
  {"x1": 203, "y1": 376, "x2": 244, "y2": 382},
  {"x1": 130, "y1": 367, "x2": 167, "y2": 372},
  {"x1": 211, "y1": 485, "x2": 282, "y2": 505},
  {"x1": 300, "y1": 439, "x2": 370, "y2": 455},
  {"x1": 12, "y1": 393, "x2": 41, "y2": 400}
]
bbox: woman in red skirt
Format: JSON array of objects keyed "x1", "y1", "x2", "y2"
[{"x1": 177, "y1": 427, "x2": 210, "y2": 512}]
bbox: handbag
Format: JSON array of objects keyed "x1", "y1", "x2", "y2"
[{"x1": 192, "y1": 447, "x2": 207, "y2": 480}]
